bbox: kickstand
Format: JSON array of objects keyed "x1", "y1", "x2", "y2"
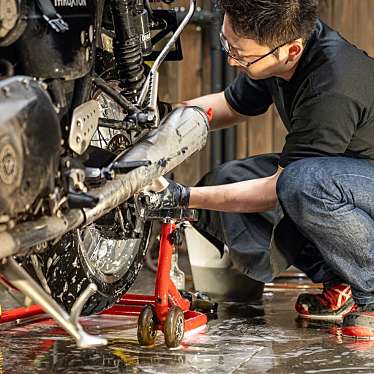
[{"x1": 0, "y1": 257, "x2": 107, "y2": 348}]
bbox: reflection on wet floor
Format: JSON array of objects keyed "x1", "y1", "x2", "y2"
[{"x1": 1, "y1": 271, "x2": 374, "y2": 373}]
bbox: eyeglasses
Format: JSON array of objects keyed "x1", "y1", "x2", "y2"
[{"x1": 219, "y1": 31, "x2": 289, "y2": 68}]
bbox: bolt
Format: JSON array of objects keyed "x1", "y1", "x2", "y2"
[
  {"x1": 65, "y1": 160, "x2": 71, "y2": 168},
  {"x1": 76, "y1": 136, "x2": 81, "y2": 144},
  {"x1": 88, "y1": 25, "x2": 94, "y2": 43},
  {"x1": 2, "y1": 86, "x2": 10, "y2": 97},
  {"x1": 158, "y1": 158, "x2": 167, "y2": 167},
  {"x1": 80, "y1": 30, "x2": 87, "y2": 45},
  {"x1": 40, "y1": 81, "x2": 48, "y2": 91},
  {"x1": 21, "y1": 79, "x2": 30, "y2": 88}
]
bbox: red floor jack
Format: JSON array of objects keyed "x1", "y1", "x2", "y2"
[
  {"x1": 0, "y1": 209, "x2": 213, "y2": 349},
  {"x1": 102, "y1": 208, "x2": 212, "y2": 348}
]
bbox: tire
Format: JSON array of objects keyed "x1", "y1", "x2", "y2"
[
  {"x1": 164, "y1": 306, "x2": 185, "y2": 348},
  {"x1": 24, "y1": 221, "x2": 152, "y2": 316},
  {"x1": 137, "y1": 305, "x2": 158, "y2": 346}
]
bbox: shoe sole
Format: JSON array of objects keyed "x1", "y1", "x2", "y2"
[
  {"x1": 297, "y1": 303, "x2": 355, "y2": 321},
  {"x1": 342, "y1": 326, "x2": 374, "y2": 340}
]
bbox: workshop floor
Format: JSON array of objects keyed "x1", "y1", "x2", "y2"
[{"x1": 1, "y1": 269, "x2": 374, "y2": 374}]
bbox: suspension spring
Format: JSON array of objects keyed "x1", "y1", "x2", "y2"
[{"x1": 111, "y1": 0, "x2": 146, "y2": 101}]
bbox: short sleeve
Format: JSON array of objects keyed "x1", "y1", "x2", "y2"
[
  {"x1": 279, "y1": 94, "x2": 361, "y2": 167},
  {"x1": 224, "y1": 73, "x2": 273, "y2": 116}
]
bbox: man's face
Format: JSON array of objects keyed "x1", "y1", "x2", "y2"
[{"x1": 222, "y1": 15, "x2": 296, "y2": 80}]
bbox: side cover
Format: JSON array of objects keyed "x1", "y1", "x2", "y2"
[{"x1": 0, "y1": 76, "x2": 61, "y2": 217}]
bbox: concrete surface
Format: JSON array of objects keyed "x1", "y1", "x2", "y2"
[{"x1": 0, "y1": 269, "x2": 372, "y2": 374}]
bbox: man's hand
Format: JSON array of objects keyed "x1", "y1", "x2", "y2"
[{"x1": 139, "y1": 178, "x2": 190, "y2": 210}]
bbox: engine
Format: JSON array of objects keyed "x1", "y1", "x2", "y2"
[
  {"x1": 0, "y1": 76, "x2": 61, "y2": 217},
  {"x1": 0, "y1": 0, "x2": 97, "y2": 80}
]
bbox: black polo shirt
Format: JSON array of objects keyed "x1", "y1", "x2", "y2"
[{"x1": 224, "y1": 20, "x2": 374, "y2": 168}]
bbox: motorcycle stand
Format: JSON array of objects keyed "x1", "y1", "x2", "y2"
[
  {"x1": 0, "y1": 257, "x2": 107, "y2": 348},
  {"x1": 102, "y1": 209, "x2": 209, "y2": 348},
  {"x1": 0, "y1": 209, "x2": 209, "y2": 349}
]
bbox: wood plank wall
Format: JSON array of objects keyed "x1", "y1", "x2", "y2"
[{"x1": 158, "y1": 0, "x2": 374, "y2": 185}]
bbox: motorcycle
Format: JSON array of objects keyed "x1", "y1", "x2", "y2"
[{"x1": 0, "y1": 0, "x2": 208, "y2": 347}]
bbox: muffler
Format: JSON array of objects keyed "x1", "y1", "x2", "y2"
[{"x1": 0, "y1": 106, "x2": 209, "y2": 259}]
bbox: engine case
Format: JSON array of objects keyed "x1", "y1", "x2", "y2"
[{"x1": 0, "y1": 76, "x2": 61, "y2": 217}]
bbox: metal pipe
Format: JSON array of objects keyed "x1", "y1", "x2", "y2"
[
  {"x1": 176, "y1": 9, "x2": 216, "y2": 25},
  {"x1": 0, "y1": 107, "x2": 209, "y2": 259},
  {"x1": 137, "y1": 0, "x2": 197, "y2": 107},
  {"x1": 209, "y1": 5, "x2": 224, "y2": 169},
  {"x1": 223, "y1": 64, "x2": 236, "y2": 162},
  {"x1": 85, "y1": 106, "x2": 208, "y2": 224},
  {"x1": 0, "y1": 258, "x2": 107, "y2": 348}
]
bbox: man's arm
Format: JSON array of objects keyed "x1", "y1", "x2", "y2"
[
  {"x1": 176, "y1": 91, "x2": 247, "y2": 131},
  {"x1": 188, "y1": 169, "x2": 282, "y2": 213}
]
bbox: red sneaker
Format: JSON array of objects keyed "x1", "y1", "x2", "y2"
[
  {"x1": 295, "y1": 283, "x2": 355, "y2": 320},
  {"x1": 342, "y1": 305, "x2": 374, "y2": 339}
]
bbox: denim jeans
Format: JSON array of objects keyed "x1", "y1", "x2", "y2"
[
  {"x1": 277, "y1": 156, "x2": 374, "y2": 305},
  {"x1": 196, "y1": 154, "x2": 374, "y2": 305}
]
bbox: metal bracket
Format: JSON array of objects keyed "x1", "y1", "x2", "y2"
[
  {"x1": 69, "y1": 100, "x2": 100, "y2": 155},
  {"x1": 0, "y1": 258, "x2": 107, "y2": 348},
  {"x1": 137, "y1": 0, "x2": 197, "y2": 107},
  {"x1": 43, "y1": 14, "x2": 69, "y2": 33}
]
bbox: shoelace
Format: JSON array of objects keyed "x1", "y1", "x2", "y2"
[{"x1": 318, "y1": 285, "x2": 351, "y2": 308}]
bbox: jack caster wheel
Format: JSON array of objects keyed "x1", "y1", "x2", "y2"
[
  {"x1": 137, "y1": 305, "x2": 158, "y2": 346},
  {"x1": 164, "y1": 306, "x2": 185, "y2": 348}
]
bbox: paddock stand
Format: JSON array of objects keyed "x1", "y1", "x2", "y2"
[
  {"x1": 102, "y1": 208, "x2": 212, "y2": 348},
  {"x1": 0, "y1": 209, "x2": 213, "y2": 349}
]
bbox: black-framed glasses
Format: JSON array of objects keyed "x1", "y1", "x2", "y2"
[{"x1": 219, "y1": 31, "x2": 289, "y2": 68}]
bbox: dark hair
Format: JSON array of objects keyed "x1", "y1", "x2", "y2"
[{"x1": 217, "y1": 0, "x2": 319, "y2": 48}]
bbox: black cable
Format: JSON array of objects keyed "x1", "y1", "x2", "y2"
[{"x1": 93, "y1": 75, "x2": 137, "y2": 113}]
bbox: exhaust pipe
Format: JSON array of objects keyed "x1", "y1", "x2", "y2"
[
  {"x1": 84, "y1": 106, "x2": 208, "y2": 223},
  {"x1": 0, "y1": 107, "x2": 209, "y2": 259}
]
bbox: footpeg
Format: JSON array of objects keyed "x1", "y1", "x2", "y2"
[{"x1": 0, "y1": 258, "x2": 107, "y2": 348}]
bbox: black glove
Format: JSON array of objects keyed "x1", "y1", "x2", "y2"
[
  {"x1": 140, "y1": 178, "x2": 190, "y2": 210},
  {"x1": 158, "y1": 101, "x2": 173, "y2": 120}
]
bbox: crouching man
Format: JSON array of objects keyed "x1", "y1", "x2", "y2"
[{"x1": 149, "y1": 0, "x2": 374, "y2": 339}]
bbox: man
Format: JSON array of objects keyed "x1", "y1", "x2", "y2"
[{"x1": 147, "y1": 0, "x2": 374, "y2": 339}]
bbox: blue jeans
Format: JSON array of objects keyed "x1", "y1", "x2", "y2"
[
  {"x1": 195, "y1": 154, "x2": 337, "y2": 283},
  {"x1": 277, "y1": 157, "x2": 374, "y2": 305}
]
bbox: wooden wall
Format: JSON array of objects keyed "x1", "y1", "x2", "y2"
[{"x1": 159, "y1": 0, "x2": 374, "y2": 185}]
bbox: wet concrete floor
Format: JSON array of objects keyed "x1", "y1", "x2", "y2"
[{"x1": 0, "y1": 270, "x2": 373, "y2": 374}]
